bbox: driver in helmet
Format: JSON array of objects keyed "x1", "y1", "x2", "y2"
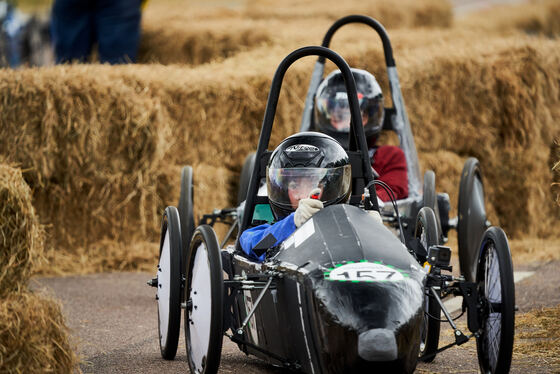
[
  {"x1": 314, "y1": 68, "x2": 408, "y2": 202},
  {"x1": 240, "y1": 132, "x2": 352, "y2": 261}
]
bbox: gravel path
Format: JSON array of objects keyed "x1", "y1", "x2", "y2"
[{"x1": 31, "y1": 259, "x2": 560, "y2": 373}]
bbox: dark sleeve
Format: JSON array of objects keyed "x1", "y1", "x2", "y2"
[
  {"x1": 239, "y1": 213, "x2": 297, "y2": 262},
  {"x1": 372, "y1": 145, "x2": 408, "y2": 201}
]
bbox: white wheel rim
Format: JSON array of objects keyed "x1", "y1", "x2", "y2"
[
  {"x1": 189, "y1": 242, "x2": 212, "y2": 372},
  {"x1": 484, "y1": 244, "x2": 501, "y2": 371},
  {"x1": 157, "y1": 228, "x2": 171, "y2": 347}
]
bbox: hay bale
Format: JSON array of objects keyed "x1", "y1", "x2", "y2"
[
  {"x1": 0, "y1": 65, "x2": 176, "y2": 250},
  {"x1": 2, "y1": 31, "x2": 560, "y2": 273},
  {"x1": 514, "y1": 305, "x2": 560, "y2": 369},
  {"x1": 0, "y1": 291, "x2": 78, "y2": 374},
  {"x1": 243, "y1": 0, "x2": 452, "y2": 27},
  {"x1": 393, "y1": 38, "x2": 560, "y2": 237},
  {"x1": 0, "y1": 165, "x2": 42, "y2": 296},
  {"x1": 34, "y1": 164, "x2": 236, "y2": 275},
  {"x1": 140, "y1": 15, "x2": 272, "y2": 65},
  {"x1": 457, "y1": 0, "x2": 560, "y2": 37},
  {"x1": 138, "y1": 0, "x2": 451, "y2": 65}
]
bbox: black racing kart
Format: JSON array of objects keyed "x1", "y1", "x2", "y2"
[{"x1": 148, "y1": 21, "x2": 515, "y2": 374}]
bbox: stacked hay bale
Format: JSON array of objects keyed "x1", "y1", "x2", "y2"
[
  {"x1": 1, "y1": 33, "x2": 559, "y2": 273},
  {"x1": 0, "y1": 165, "x2": 77, "y2": 373},
  {"x1": 395, "y1": 37, "x2": 560, "y2": 238},
  {"x1": 514, "y1": 305, "x2": 560, "y2": 369},
  {"x1": 456, "y1": 0, "x2": 560, "y2": 37},
  {"x1": 139, "y1": 0, "x2": 452, "y2": 65},
  {"x1": 242, "y1": 0, "x2": 452, "y2": 26},
  {"x1": 0, "y1": 165, "x2": 41, "y2": 294},
  {"x1": 1, "y1": 1, "x2": 559, "y2": 273}
]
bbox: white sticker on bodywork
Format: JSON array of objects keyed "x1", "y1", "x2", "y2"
[
  {"x1": 294, "y1": 218, "x2": 315, "y2": 247},
  {"x1": 325, "y1": 262, "x2": 408, "y2": 282},
  {"x1": 283, "y1": 234, "x2": 295, "y2": 249}
]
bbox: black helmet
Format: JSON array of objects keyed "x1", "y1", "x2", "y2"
[
  {"x1": 314, "y1": 68, "x2": 384, "y2": 147},
  {"x1": 267, "y1": 132, "x2": 351, "y2": 219}
]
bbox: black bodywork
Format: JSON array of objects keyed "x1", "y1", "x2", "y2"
[
  {"x1": 219, "y1": 45, "x2": 423, "y2": 373},
  {"x1": 223, "y1": 205, "x2": 424, "y2": 373}
]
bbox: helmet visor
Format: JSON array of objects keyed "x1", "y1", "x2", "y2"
[
  {"x1": 316, "y1": 92, "x2": 384, "y2": 134},
  {"x1": 267, "y1": 165, "x2": 351, "y2": 210}
]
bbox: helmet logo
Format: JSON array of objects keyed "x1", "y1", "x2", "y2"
[{"x1": 286, "y1": 144, "x2": 319, "y2": 153}]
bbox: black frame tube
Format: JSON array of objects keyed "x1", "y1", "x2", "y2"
[
  {"x1": 320, "y1": 15, "x2": 395, "y2": 67},
  {"x1": 240, "y1": 46, "x2": 378, "y2": 236}
]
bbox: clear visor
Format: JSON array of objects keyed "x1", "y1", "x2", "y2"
[
  {"x1": 267, "y1": 165, "x2": 351, "y2": 210},
  {"x1": 316, "y1": 94, "x2": 368, "y2": 132}
]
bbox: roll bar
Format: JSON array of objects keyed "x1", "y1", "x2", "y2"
[
  {"x1": 299, "y1": 15, "x2": 422, "y2": 198},
  {"x1": 240, "y1": 46, "x2": 379, "y2": 235}
]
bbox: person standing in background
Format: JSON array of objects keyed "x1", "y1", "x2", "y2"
[{"x1": 50, "y1": 0, "x2": 143, "y2": 64}]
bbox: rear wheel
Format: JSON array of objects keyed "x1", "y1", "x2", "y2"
[
  {"x1": 415, "y1": 207, "x2": 440, "y2": 362},
  {"x1": 157, "y1": 207, "x2": 182, "y2": 360},
  {"x1": 184, "y1": 225, "x2": 224, "y2": 374},
  {"x1": 458, "y1": 158, "x2": 488, "y2": 282},
  {"x1": 476, "y1": 227, "x2": 515, "y2": 374},
  {"x1": 423, "y1": 170, "x2": 441, "y2": 243},
  {"x1": 179, "y1": 166, "x2": 195, "y2": 271},
  {"x1": 237, "y1": 152, "x2": 256, "y2": 205}
]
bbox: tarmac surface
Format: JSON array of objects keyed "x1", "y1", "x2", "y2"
[{"x1": 32, "y1": 259, "x2": 560, "y2": 374}]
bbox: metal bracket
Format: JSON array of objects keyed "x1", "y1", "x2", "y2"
[
  {"x1": 419, "y1": 286, "x2": 473, "y2": 362},
  {"x1": 458, "y1": 281, "x2": 482, "y2": 333},
  {"x1": 430, "y1": 287, "x2": 469, "y2": 344},
  {"x1": 236, "y1": 277, "x2": 274, "y2": 335}
]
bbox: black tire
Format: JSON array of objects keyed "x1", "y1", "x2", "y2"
[
  {"x1": 157, "y1": 206, "x2": 182, "y2": 360},
  {"x1": 178, "y1": 166, "x2": 195, "y2": 276},
  {"x1": 475, "y1": 227, "x2": 515, "y2": 374},
  {"x1": 415, "y1": 207, "x2": 441, "y2": 362},
  {"x1": 237, "y1": 152, "x2": 256, "y2": 205},
  {"x1": 184, "y1": 225, "x2": 224, "y2": 374},
  {"x1": 458, "y1": 158, "x2": 488, "y2": 282},
  {"x1": 423, "y1": 170, "x2": 441, "y2": 243}
]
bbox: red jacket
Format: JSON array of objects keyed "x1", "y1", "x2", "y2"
[{"x1": 371, "y1": 145, "x2": 408, "y2": 202}]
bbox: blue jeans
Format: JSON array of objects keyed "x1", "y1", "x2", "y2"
[{"x1": 51, "y1": 0, "x2": 141, "y2": 64}]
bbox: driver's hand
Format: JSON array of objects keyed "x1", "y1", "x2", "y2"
[{"x1": 294, "y1": 189, "x2": 324, "y2": 228}]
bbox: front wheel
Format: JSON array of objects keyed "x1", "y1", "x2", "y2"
[
  {"x1": 184, "y1": 225, "x2": 224, "y2": 374},
  {"x1": 415, "y1": 207, "x2": 441, "y2": 362},
  {"x1": 475, "y1": 227, "x2": 515, "y2": 374},
  {"x1": 157, "y1": 207, "x2": 182, "y2": 360}
]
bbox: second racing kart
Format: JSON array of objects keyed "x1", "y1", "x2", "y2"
[{"x1": 148, "y1": 27, "x2": 515, "y2": 374}]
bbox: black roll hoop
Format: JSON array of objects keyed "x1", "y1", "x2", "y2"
[{"x1": 241, "y1": 46, "x2": 380, "y2": 235}]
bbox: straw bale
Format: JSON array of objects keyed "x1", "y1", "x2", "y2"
[
  {"x1": 0, "y1": 65, "x2": 176, "y2": 250},
  {"x1": 138, "y1": 0, "x2": 451, "y2": 66},
  {"x1": 384, "y1": 36, "x2": 560, "y2": 238},
  {"x1": 140, "y1": 15, "x2": 272, "y2": 65},
  {"x1": 30, "y1": 164, "x2": 235, "y2": 275},
  {"x1": 2, "y1": 31, "x2": 560, "y2": 273},
  {"x1": 0, "y1": 290, "x2": 78, "y2": 374},
  {"x1": 0, "y1": 165, "x2": 43, "y2": 296},
  {"x1": 243, "y1": 0, "x2": 452, "y2": 28},
  {"x1": 456, "y1": 0, "x2": 560, "y2": 37},
  {"x1": 514, "y1": 305, "x2": 560, "y2": 369},
  {"x1": 509, "y1": 237, "x2": 560, "y2": 263}
]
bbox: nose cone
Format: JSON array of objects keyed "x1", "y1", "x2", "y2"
[{"x1": 358, "y1": 329, "x2": 398, "y2": 362}]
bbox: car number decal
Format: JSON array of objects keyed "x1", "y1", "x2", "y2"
[{"x1": 324, "y1": 261, "x2": 409, "y2": 282}]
